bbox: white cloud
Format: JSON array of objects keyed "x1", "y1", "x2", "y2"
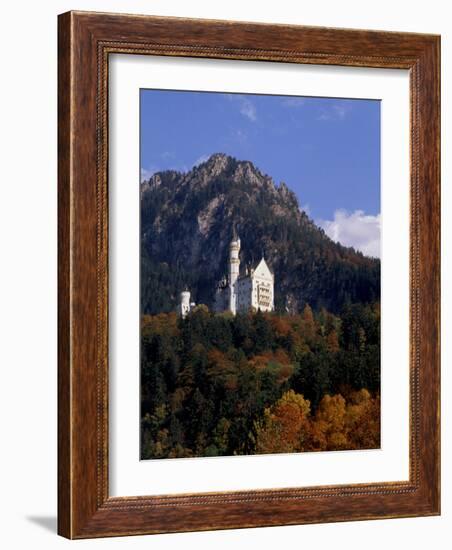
[
  {"x1": 161, "y1": 151, "x2": 175, "y2": 160},
  {"x1": 317, "y1": 112, "x2": 330, "y2": 121},
  {"x1": 300, "y1": 203, "x2": 311, "y2": 216},
  {"x1": 318, "y1": 103, "x2": 350, "y2": 121},
  {"x1": 282, "y1": 97, "x2": 305, "y2": 108},
  {"x1": 317, "y1": 209, "x2": 381, "y2": 258},
  {"x1": 193, "y1": 154, "x2": 210, "y2": 166},
  {"x1": 239, "y1": 98, "x2": 257, "y2": 121},
  {"x1": 141, "y1": 166, "x2": 158, "y2": 182},
  {"x1": 334, "y1": 105, "x2": 347, "y2": 119},
  {"x1": 224, "y1": 94, "x2": 257, "y2": 122},
  {"x1": 233, "y1": 128, "x2": 247, "y2": 143}
]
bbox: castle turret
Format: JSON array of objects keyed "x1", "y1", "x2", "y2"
[
  {"x1": 179, "y1": 290, "x2": 191, "y2": 318},
  {"x1": 228, "y1": 229, "x2": 241, "y2": 314}
]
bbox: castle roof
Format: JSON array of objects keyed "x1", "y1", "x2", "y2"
[
  {"x1": 254, "y1": 257, "x2": 274, "y2": 277},
  {"x1": 238, "y1": 256, "x2": 274, "y2": 280}
]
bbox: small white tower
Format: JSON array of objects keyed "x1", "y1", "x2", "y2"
[
  {"x1": 228, "y1": 228, "x2": 241, "y2": 314},
  {"x1": 179, "y1": 290, "x2": 191, "y2": 318}
]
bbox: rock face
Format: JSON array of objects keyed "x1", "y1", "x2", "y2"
[{"x1": 140, "y1": 153, "x2": 380, "y2": 314}]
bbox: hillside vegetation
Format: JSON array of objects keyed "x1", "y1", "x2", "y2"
[{"x1": 141, "y1": 303, "x2": 380, "y2": 459}]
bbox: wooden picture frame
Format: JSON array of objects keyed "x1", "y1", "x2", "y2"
[{"x1": 58, "y1": 10, "x2": 440, "y2": 539}]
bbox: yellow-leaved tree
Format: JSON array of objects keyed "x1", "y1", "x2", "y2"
[{"x1": 254, "y1": 390, "x2": 311, "y2": 454}]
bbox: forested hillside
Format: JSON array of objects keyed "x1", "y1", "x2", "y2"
[{"x1": 141, "y1": 303, "x2": 380, "y2": 459}]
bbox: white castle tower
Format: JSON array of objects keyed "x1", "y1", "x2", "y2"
[
  {"x1": 179, "y1": 290, "x2": 192, "y2": 318},
  {"x1": 228, "y1": 227, "x2": 241, "y2": 314}
]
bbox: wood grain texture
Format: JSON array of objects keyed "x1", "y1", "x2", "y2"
[
  {"x1": 57, "y1": 10, "x2": 440, "y2": 539},
  {"x1": 57, "y1": 10, "x2": 72, "y2": 538}
]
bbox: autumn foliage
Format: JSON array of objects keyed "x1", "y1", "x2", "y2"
[
  {"x1": 141, "y1": 303, "x2": 380, "y2": 459},
  {"x1": 254, "y1": 388, "x2": 380, "y2": 454}
]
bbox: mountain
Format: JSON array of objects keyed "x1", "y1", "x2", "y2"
[{"x1": 140, "y1": 153, "x2": 380, "y2": 315}]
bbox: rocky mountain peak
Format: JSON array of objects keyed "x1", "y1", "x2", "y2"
[
  {"x1": 200, "y1": 152, "x2": 232, "y2": 176},
  {"x1": 231, "y1": 159, "x2": 268, "y2": 188}
]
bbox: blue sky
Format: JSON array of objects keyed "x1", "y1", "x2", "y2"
[{"x1": 140, "y1": 90, "x2": 381, "y2": 258}]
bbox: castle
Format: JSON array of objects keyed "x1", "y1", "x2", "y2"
[{"x1": 178, "y1": 229, "x2": 274, "y2": 317}]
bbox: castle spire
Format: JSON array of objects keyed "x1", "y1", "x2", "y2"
[
  {"x1": 229, "y1": 223, "x2": 241, "y2": 315},
  {"x1": 232, "y1": 221, "x2": 238, "y2": 241}
]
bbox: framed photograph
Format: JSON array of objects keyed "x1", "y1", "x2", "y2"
[{"x1": 58, "y1": 11, "x2": 440, "y2": 538}]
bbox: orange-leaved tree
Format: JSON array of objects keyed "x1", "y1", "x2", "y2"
[{"x1": 254, "y1": 390, "x2": 311, "y2": 454}]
